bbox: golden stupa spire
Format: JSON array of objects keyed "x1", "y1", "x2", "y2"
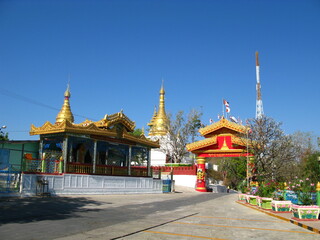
[
  {"x1": 148, "y1": 82, "x2": 168, "y2": 136},
  {"x1": 56, "y1": 84, "x2": 74, "y2": 124},
  {"x1": 147, "y1": 106, "x2": 157, "y2": 127}
]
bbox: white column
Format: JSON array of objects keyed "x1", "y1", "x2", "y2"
[
  {"x1": 147, "y1": 148, "x2": 151, "y2": 177},
  {"x1": 93, "y1": 140, "x2": 97, "y2": 174},
  {"x1": 128, "y1": 146, "x2": 132, "y2": 175},
  {"x1": 39, "y1": 137, "x2": 44, "y2": 159},
  {"x1": 62, "y1": 136, "x2": 69, "y2": 173}
]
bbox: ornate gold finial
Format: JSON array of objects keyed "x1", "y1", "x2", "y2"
[
  {"x1": 160, "y1": 79, "x2": 165, "y2": 94},
  {"x1": 148, "y1": 82, "x2": 168, "y2": 136},
  {"x1": 56, "y1": 84, "x2": 74, "y2": 124}
]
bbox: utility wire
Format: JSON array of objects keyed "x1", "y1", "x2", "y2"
[{"x1": 0, "y1": 88, "x2": 97, "y2": 121}]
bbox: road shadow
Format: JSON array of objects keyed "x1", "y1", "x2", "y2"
[
  {"x1": 0, "y1": 192, "x2": 234, "y2": 240},
  {"x1": 0, "y1": 196, "x2": 107, "y2": 225}
]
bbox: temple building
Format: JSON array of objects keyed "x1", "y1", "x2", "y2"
[
  {"x1": 28, "y1": 85, "x2": 160, "y2": 176},
  {"x1": 147, "y1": 84, "x2": 169, "y2": 166}
]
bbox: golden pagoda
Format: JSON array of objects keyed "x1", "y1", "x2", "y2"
[
  {"x1": 56, "y1": 84, "x2": 74, "y2": 123},
  {"x1": 148, "y1": 83, "x2": 168, "y2": 136}
]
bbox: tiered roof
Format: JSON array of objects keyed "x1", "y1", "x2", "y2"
[{"x1": 186, "y1": 117, "x2": 250, "y2": 157}]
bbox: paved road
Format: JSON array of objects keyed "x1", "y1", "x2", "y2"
[{"x1": 1, "y1": 191, "x2": 319, "y2": 240}]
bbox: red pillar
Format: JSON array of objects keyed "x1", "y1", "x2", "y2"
[{"x1": 196, "y1": 156, "x2": 207, "y2": 192}]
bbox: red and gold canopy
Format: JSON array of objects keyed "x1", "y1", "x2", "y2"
[{"x1": 187, "y1": 117, "x2": 251, "y2": 158}]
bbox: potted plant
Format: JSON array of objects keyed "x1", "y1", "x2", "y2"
[
  {"x1": 237, "y1": 182, "x2": 250, "y2": 201},
  {"x1": 255, "y1": 181, "x2": 277, "y2": 210},
  {"x1": 271, "y1": 183, "x2": 292, "y2": 213},
  {"x1": 246, "y1": 183, "x2": 259, "y2": 205},
  {"x1": 288, "y1": 177, "x2": 319, "y2": 221}
]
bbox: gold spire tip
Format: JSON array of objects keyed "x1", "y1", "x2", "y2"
[{"x1": 160, "y1": 80, "x2": 165, "y2": 94}]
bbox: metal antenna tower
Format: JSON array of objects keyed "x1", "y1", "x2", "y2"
[{"x1": 255, "y1": 51, "x2": 264, "y2": 118}]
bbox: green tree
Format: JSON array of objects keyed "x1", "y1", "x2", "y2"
[
  {"x1": 0, "y1": 129, "x2": 9, "y2": 141},
  {"x1": 302, "y1": 152, "x2": 320, "y2": 184},
  {"x1": 130, "y1": 128, "x2": 143, "y2": 137},
  {"x1": 219, "y1": 157, "x2": 247, "y2": 189}
]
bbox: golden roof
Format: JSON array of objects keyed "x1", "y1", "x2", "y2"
[
  {"x1": 199, "y1": 117, "x2": 247, "y2": 136},
  {"x1": 30, "y1": 87, "x2": 159, "y2": 148},
  {"x1": 56, "y1": 84, "x2": 74, "y2": 123},
  {"x1": 148, "y1": 83, "x2": 168, "y2": 136},
  {"x1": 186, "y1": 118, "x2": 250, "y2": 153},
  {"x1": 30, "y1": 115, "x2": 159, "y2": 148},
  {"x1": 93, "y1": 111, "x2": 136, "y2": 132},
  {"x1": 186, "y1": 134, "x2": 248, "y2": 152},
  {"x1": 186, "y1": 138, "x2": 217, "y2": 151}
]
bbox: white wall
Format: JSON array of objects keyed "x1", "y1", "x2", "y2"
[
  {"x1": 161, "y1": 174, "x2": 196, "y2": 188},
  {"x1": 150, "y1": 148, "x2": 166, "y2": 166},
  {"x1": 21, "y1": 173, "x2": 163, "y2": 196}
]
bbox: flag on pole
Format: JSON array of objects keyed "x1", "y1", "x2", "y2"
[
  {"x1": 229, "y1": 116, "x2": 238, "y2": 123},
  {"x1": 223, "y1": 99, "x2": 230, "y2": 113}
]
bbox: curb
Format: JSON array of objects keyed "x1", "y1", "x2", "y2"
[{"x1": 236, "y1": 200, "x2": 320, "y2": 234}]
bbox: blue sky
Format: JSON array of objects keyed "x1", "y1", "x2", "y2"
[{"x1": 0, "y1": 0, "x2": 320, "y2": 141}]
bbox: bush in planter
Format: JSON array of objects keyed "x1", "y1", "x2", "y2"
[
  {"x1": 237, "y1": 181, "x2": 250, "y2": 194},
  {"x1": 237, "y1": 182, "x2": 251, "y2": 202},
  {"x1": 165, "y1": 163, "x2": 192, "y2": 167},
  {"x1": 255, "y1": 181, "x2": 277, "y2": 198},
  {"x1": 255, "y1": 181, "x2": 278, "y2": 210},
  {"x1": 287, "y1": 177, "x2": 316, "y2": 205},
  {"x1": 270, "y1": 183, "x2": 293, "y2": 213},
  {"x1": 287, "y1": 177, "x2": 319, "y2": 220}
]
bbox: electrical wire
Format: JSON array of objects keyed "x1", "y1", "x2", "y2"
[{"x1": 0, "y1": 87, "x2": 98, "y2": 121}]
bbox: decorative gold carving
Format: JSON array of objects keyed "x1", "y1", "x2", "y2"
[
  {"x1": 197, "y1": 168, "x2": 205, "y2": 180},
  {"x1": 220, "y1": 138, "x2": 229, "y2": 150},
  {"x1": 194, "y1": 149, "x2": 244, "y2": 154}
]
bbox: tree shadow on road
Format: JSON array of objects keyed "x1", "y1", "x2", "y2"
[{"x1": 0, "y1": 196, "x2": 107, "y2": 225}]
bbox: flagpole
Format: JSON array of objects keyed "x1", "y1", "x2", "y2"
[
  {"x1": 246, "y1": 128, "x2": 249, "y2": 188},
  {"x1": 222, "y1": 99, "x2": 224, "y2": 118}
]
